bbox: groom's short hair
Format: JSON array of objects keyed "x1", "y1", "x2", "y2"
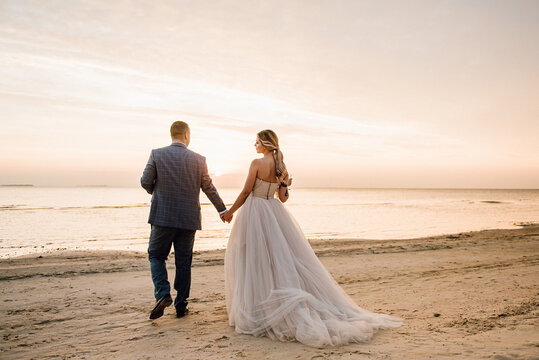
[{"x1": 170, "y1": 121, "x2": 189, "y2": 138}]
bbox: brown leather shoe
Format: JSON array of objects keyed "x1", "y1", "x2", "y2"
[{"x1": 149, "y1": 294, "x2": 172, "y2": 320}]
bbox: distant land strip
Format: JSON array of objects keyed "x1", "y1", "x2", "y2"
[{"x1": 1, "y1": 184, "x2": 34, "y2": 187}]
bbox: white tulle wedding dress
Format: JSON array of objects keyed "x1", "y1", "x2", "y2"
[{"x1": 224, "y1": 178, "x2": 403, "y2": 347}]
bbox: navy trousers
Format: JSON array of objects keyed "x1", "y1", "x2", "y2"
[{"x1": 148, "y1": 225, "x2": 196, "y2": 312}]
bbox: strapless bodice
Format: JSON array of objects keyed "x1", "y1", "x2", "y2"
[{"x1": 252, "y1": 178, "x2": 280, "y2": 199}]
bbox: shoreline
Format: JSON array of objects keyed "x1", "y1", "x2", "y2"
[
  {"x1": 2, "y1": 222, "x2": 537, "y2": 270},
  {"x1": 1, "y1": 220, "x2": 536, "y2": 263},
  {"x1": 1, "y1": 225, "x2": 538, "y2": 359}
]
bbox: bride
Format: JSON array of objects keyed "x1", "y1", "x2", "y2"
[{"x1": 222, "y1": 130, "x2": 402, "y2": 347}]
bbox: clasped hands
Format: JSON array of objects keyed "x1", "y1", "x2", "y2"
[{"x1": 220, "y1": 210, "x2": 233, "y2": 223}]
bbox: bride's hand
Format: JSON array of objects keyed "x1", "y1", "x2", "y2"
[
  {"x1": 223, "y1": 210, "x2": 234, "y2": 223},
  {"x1": 287, "y1": 175, "x2": 293, "y2": 187}
]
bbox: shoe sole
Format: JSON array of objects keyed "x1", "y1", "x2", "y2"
[{"x1": 149, "y1": 297, "x2": 173, "y2": 319}]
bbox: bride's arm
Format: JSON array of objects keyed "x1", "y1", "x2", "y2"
[
  {"x1": 224, "y1": 160, "x2": 258, "y2": 219},
  {"x1": 278, "y1": 171, "x2": 291, "y2": 203}
]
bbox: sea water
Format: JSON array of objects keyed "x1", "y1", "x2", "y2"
[{"x1": 0, "y1": 187, "x2": 537, "y2": 258}]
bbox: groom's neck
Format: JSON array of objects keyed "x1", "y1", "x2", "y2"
[{"x1": 171, "y1": 138, "x2": 188, "y2": 147}]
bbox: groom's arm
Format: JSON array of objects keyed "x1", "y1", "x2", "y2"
[
  {"x1": 141, "y1": 150, "x2": 156, "y2": 194},
  {"x1": 200, "y1": 157, "x2": 226, "y2": 213}
]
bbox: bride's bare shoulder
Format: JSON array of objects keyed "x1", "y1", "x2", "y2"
[{"x1": 249, "y1": 158, "x2": 261, "y2": 170}]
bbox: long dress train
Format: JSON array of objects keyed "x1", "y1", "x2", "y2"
[{"x1": 224, "y1": 178, "x2": 403, "y2": 347}]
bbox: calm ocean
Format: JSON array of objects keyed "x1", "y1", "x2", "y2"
[{"x1": 0, "y1": 187, "x2": 537, "y2": 258}]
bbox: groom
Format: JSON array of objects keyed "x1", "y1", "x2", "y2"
[{"x1": 141, "y1": 121, "x2": 229, "y2": 319}]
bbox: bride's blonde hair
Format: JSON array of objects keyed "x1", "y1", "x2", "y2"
[{"x1": 257, "y1": 129, "x2": 286, "y2": 181}]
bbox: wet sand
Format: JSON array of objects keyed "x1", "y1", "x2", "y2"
[{"x1": 1, "y1": 224, "x2": 538, "y2": 359}]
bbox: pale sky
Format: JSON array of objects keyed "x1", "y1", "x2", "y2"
[{"x1": 1, "y1": 0, "x2": 538, "y2": 188}]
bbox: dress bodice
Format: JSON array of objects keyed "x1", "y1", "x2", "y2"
[{"x1": 252, "y1": 178, "x2": 280, "y2": 199}]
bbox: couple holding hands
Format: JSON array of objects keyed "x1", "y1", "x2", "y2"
[{"x1": 141, "y1": 121, "x2": 401, "y2": 347}]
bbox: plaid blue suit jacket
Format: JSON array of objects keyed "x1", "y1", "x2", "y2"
[{"x1": 140, "y1": 142, "x2": 226, "y2": 230}]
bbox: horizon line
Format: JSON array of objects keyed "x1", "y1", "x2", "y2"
[{"x1": 2, "y1": 185, "x2": 538, "y2": 191}]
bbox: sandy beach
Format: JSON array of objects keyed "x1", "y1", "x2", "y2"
[{"x1": 1, "y1": 224, "x2": 538, "y2": 359}]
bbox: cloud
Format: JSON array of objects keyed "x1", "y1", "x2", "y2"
[{"x1": 1, "y1": 0, "x2": 538, "y2": 187}]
